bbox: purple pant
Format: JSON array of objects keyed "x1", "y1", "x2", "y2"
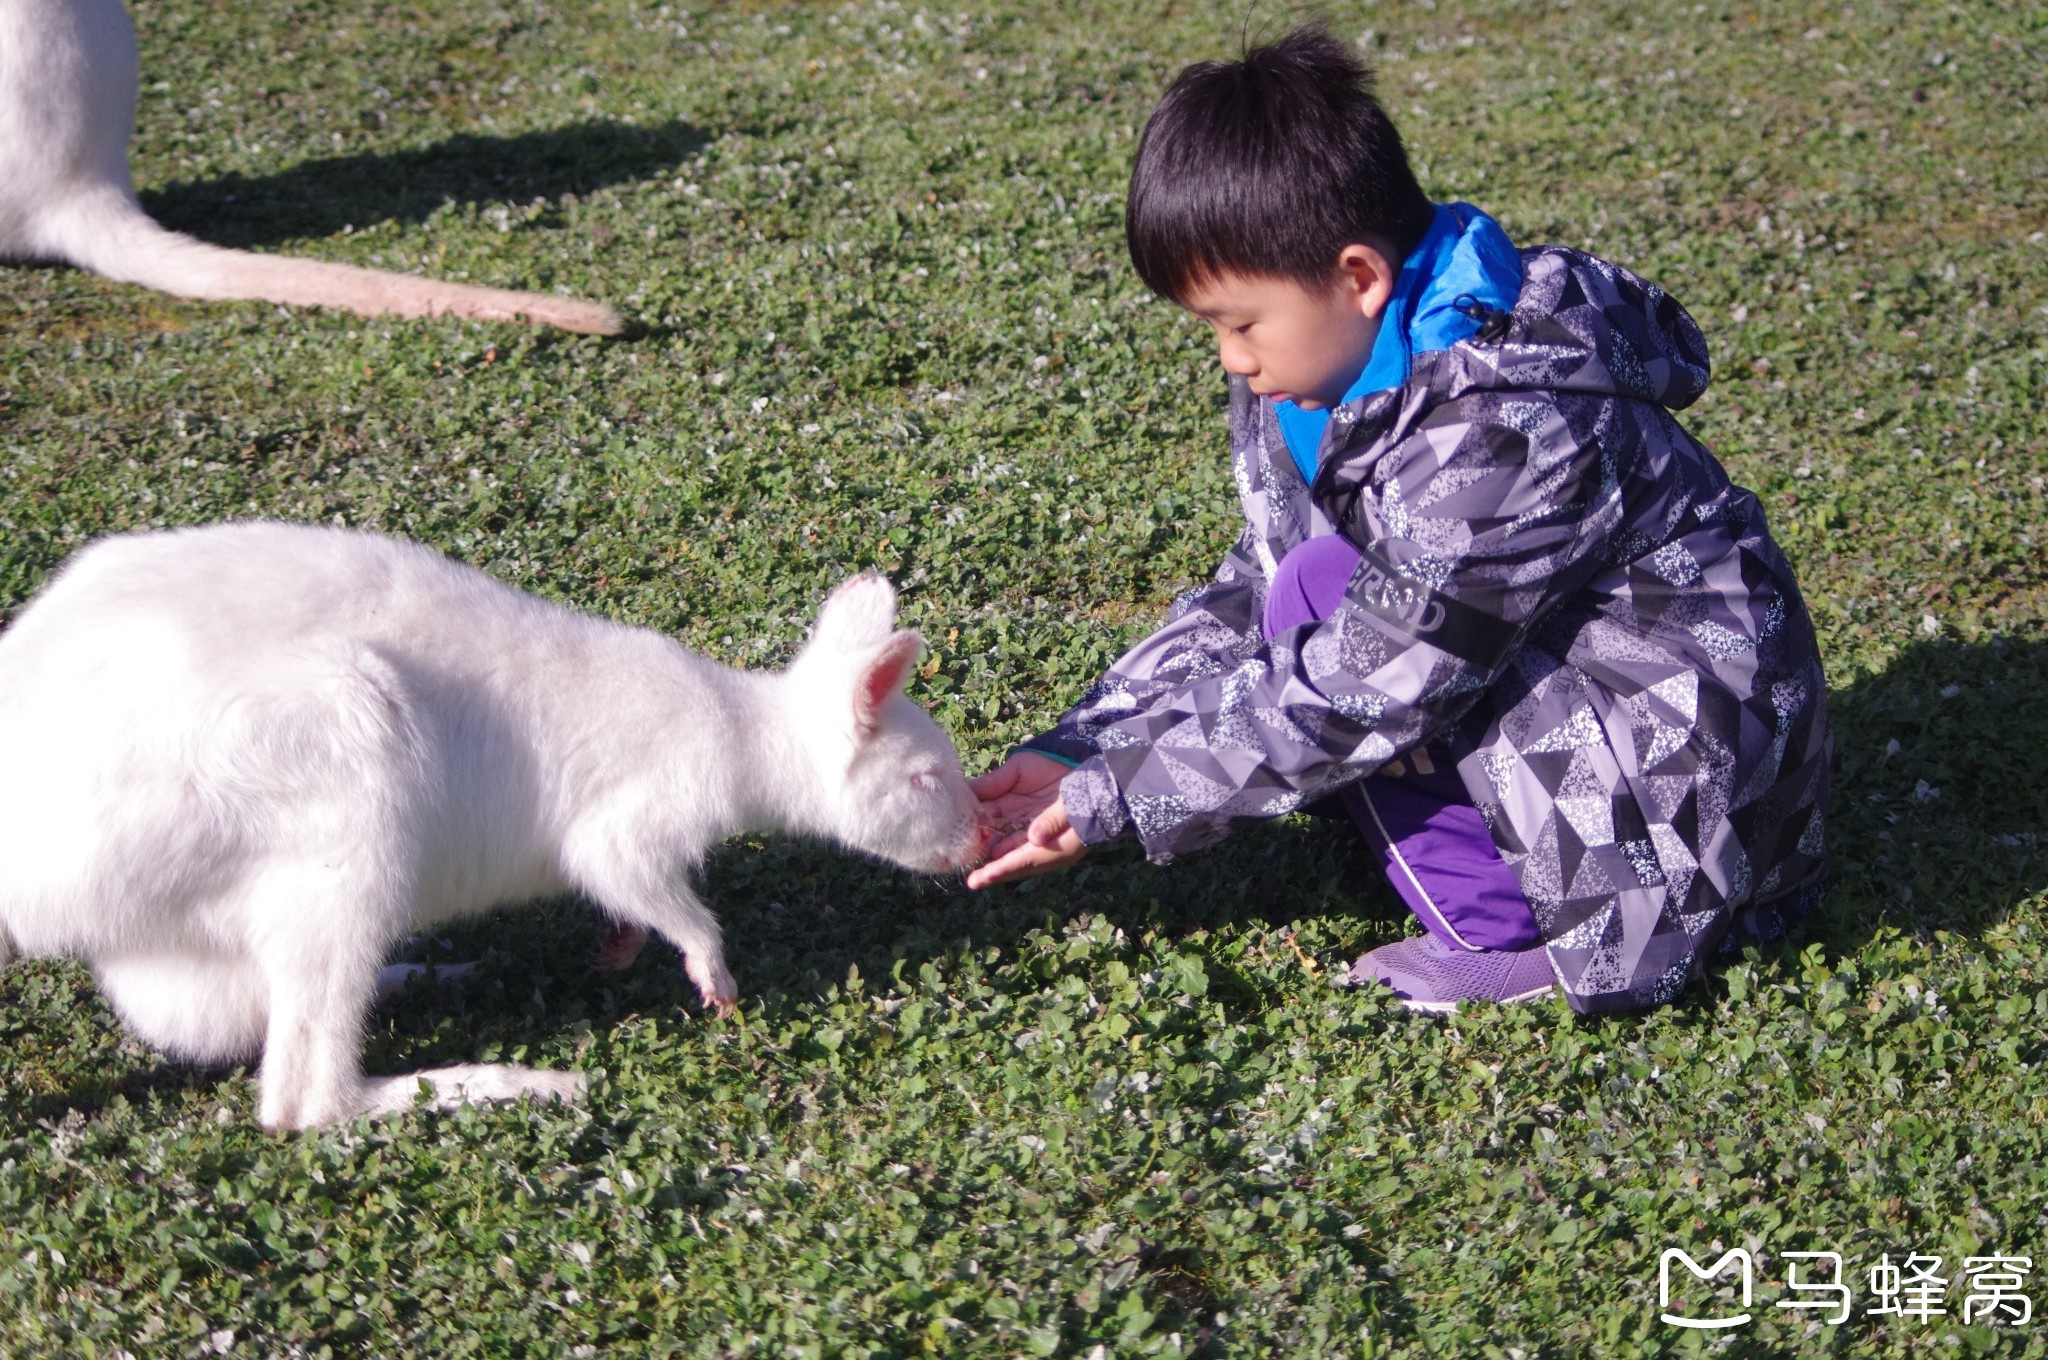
[{"x1": 1264, "y1": 535, "x2": 1541, "y2": 951}]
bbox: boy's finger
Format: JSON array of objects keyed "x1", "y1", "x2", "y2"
[
  {"x1": 966, "y1": 767, "x2": 1018, "y2": 798},
  {"x1": 965, "y1": 848, "x2": 1030, "y2": 889},
  {"x1": 964, "y1": 828, "x2": 1088, "y2": 888},
  {"x1": 1025, "y1": 805, "x2": 1072, "y2": 848},
  {"x1": 966, "y1": 838, "x2": 1059, "y2": 889},
  {"x1": 981, "y1": 828, "x2": 1031, "y2": 861},
  {"x1": 979, "y1": 786, "x2": 1048, "y2": 814},
  {"x1": 1026, "y1": 830, "x2": 1080, "y2": 859},
  {"x1": 986, "y1": 781, "x2": 1064, "y2": 819}
]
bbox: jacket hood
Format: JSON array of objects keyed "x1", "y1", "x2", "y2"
[
  {"x1": 1300, "y1": 244, "x2": 1718, "y2": 569},
  {"x1": 1284, "y1": 224, "x2": 1713, "y2": 493},
  {"x1": 1425, "y1": 246, "x2": 1714, "y2": 413}
]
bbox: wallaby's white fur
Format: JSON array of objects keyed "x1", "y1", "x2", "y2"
[
  {"x1": 0, "y1": 0, "x2": 621, "y2": 333},
  {"x1": 0, "y1": 523, "x2": 984, "y2": 1129}
]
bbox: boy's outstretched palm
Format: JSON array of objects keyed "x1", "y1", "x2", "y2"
[{"x1": 965, "y1": 752, "x2": 1088, "y2": 888}]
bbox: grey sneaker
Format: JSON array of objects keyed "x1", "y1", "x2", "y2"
[{"x1": 1347, "y1": 934, "x2": 1556, "y2": 1013}]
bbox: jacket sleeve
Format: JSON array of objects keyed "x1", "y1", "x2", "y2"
[
  {"x1": 1056, "y1": 389, "x2": 1627, "y2": 861},
  {"x1": 1017, "y1": 525, "x2": 1270, "y2": 766}
]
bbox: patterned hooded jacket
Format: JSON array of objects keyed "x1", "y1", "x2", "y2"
[{"x1": 1024, "y1": 232, "x2": 1832, "y2": 1013}]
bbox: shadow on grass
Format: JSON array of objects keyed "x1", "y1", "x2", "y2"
[
  {"x1": 139, "y1": 117, "x2": 711, "y2": 246},
  {"x1": 27, "y1": 1058, "x2": 236, "y2": 1126},
  {"x1": 345, "y1": 811, "x2": 1390, "y2": 1055},
  {"x1": 1806, "y1": 634, "x2": 2048, "y2": 945},
  {"x1": 0, "y1": 642, "x2": 2029, "y2": 1360},
  {"x1": 8, "y1": 640, "x2": 2039, "y2": 1133},
  {"x1": 666, "y1": 635, "x2": 2048, "y2": 1022}
]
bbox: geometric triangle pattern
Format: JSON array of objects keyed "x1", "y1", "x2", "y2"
[{"x1": 1025, "y1": 246, "x2": 1833, "y2": 1011}]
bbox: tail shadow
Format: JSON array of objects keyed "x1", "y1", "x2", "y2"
[{"x1": 138, "y1": 118, "x2": 711, "y2": 247}]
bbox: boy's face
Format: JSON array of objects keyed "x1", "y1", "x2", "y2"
[{"x1": 1180, "y1": 243, "x2": 1398, "y2": 410}]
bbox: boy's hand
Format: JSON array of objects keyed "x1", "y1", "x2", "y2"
[
  {"x1": 965, "y1": 752, "x2": 1089, "y2": 888},
  {"x1": 968, "y1": 750, "x2": 1068, "y2": 826}
]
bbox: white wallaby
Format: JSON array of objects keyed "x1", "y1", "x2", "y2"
[
  {"x1": 0, "y1": 522, "x2": 987, "y2": 1129},
  {"x1": 0, "y1": 0, "x2": 620, "y2": 333}
]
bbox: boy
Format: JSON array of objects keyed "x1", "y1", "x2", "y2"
[{"x1": 966, "y1": 26, "x2": 1832, "y2": 1014}]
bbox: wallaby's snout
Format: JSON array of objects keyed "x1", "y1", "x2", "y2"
[
  {"x1": 966, "y1": 804, "x2": 996, "y2": 866},
  {"x1": 908, "y1": 776, "x2": 993, "y2": 876}
]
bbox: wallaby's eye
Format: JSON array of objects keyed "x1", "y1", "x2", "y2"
[{"x1": 910, "y1": 771, "x2": 942, "y2": 793}]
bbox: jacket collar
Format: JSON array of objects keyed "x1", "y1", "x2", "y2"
[{"x1": 1275, "y1": 202, "x2": 1521, "y2": 481}]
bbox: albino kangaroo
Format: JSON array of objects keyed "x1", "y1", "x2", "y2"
[
  {"x1": 0, "y1": 523, "x2": 986, "y2": 1129},
  {"x1": 0, "y1": 0, "x2": 620, "y2": 333}
]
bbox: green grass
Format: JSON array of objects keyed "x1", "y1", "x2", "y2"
[{"x1": 2, "y1": 0, "x2": 2045, "y2": 1354}]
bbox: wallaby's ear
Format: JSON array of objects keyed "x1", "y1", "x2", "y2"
[
  {"x1": 809, "y1": 574, "x2": 898, "y2": 656},
  {"x1": 797, "y1": 576, "x2": 921, "y2": 739},
  {"x1": 853, "y1": 631, "x2": 923, "y2": 738}
]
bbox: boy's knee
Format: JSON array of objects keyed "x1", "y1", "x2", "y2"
[{"x1": 1264, "y1": 535, "x2": 1364, "y2": 639}]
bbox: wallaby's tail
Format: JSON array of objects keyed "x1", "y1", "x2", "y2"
[{"x1": 37, "y1": 185, "x2": 621, "y2": 335}]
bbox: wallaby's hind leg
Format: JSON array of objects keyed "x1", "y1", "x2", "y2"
[
  {"x1": 242, "y1": 864, "x2": 397, "y2": 1130},
  {"x1": 229, "y1": 700, "x2": 586, "y2": 1125},
  {"x1": 95, "y1": 950, "x2": 270, "y2": 1064}
]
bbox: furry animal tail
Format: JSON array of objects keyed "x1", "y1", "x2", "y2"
[{"x1": 38, "y1": 184, "x2": 621, "y2": 335}]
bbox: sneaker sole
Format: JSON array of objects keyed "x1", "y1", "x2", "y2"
[{"x1": 1395, "y1": 982, "x2": 1557, "y2": 1015}]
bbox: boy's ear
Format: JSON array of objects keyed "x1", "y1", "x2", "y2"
[
  {"x1": 852, "y1": 631, "x2": 923, "y2": 738},
  {"x1": 1336, "y1": 241, "x2": 1399, "y2": 320}
]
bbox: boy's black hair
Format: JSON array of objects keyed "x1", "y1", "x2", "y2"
[{"x1": 1126, "y1": 24, "x2": 1435, "y2": 303}]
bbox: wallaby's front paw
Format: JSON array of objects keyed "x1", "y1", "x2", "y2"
[
  {"x1": 685, "y1": 953, "x2": 739, "y2": 1018},
  {"x1": 696, "y1": 979, "x2": 739, "y2": 1018},
  {"x1": 590, "y1": 922, "x2": 650, "y2": 973}
]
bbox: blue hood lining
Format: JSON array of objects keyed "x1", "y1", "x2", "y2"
[{"x1": 1275, "y1": 202, "x2": 1521, "y2": 482}]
